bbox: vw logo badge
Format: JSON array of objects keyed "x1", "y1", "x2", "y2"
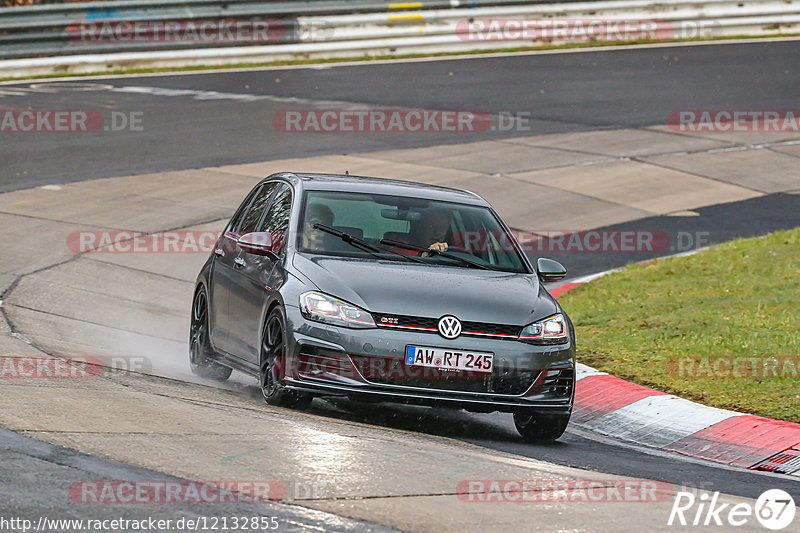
[{"x1": 438, "y1": 315, "x2": 462, "y2": 339}]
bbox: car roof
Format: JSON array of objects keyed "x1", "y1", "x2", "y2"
[{"x1": 265, "y1": 172, "x2": 489, "y2": 206}]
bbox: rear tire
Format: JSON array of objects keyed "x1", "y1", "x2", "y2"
[
  {"x1": 260, "y1": 307, "x2": 313, "y2": 409},
  {"x1": 513, "y1": 411, "x2": 570, "y2": 442},
  {"x1": 189, "y1": 287, "x2": 232, "y2": 381}
]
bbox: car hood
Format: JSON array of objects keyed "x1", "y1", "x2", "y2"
[{"x1": 292, "y1": 254, "x2": 557, "y2": 325}]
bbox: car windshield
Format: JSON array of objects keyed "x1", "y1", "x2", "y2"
[{"x1": 297, "y1": 190, "x2": 529, "y2": 273}]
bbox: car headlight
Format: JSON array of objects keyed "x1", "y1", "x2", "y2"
[
  {"x1": 519, "y1": 314, "x2": 568, "y2": 344},
  {"x1": 300, "y1": 291, "x2": 376, "y2": 329}
]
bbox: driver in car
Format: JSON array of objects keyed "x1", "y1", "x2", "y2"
[
  {"x1": 302, "y1": 203, "x2": 334, "y2": 251},
  {"x1": 413, "y1": 210, "x2": 450, "y2": 255},
  {"x1": 387, "y1": 209, "x2": 450, "y2": 257}
]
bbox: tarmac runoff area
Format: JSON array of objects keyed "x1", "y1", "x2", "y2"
[{"x1": 1, "y1": 125, "x2": 799, "y2": 531}]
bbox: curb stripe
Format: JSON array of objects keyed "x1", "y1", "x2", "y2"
[
  {"x1": 548, "y1": 282, "x2": 580, "y2": 297},
  {"x1": 751, "y1": 447, "x2": 800, "y2": 475},
  {"x1": 573, "y1": 374, "x2": 665, "y2": 423},
  {"x1": 665, "y1": 415, "x2": 800, "y2": 468},
  {"x1": 575, "y1": 362, "x2": 607, "y2": 381},
  {"x1": 581, "y1": 394, "x2": 742, "y2": 448}
]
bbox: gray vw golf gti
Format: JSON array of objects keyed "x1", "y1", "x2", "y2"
[{"x1": 190, "y1": 173, "x2": 576, "y2": 441}]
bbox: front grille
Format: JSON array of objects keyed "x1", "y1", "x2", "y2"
[
  {"x1": 349, "y1": 354, "x2": 537, "y2": 395},
  {"x1": 374, "y1": 313, "x2": 522, "y2": 339}
]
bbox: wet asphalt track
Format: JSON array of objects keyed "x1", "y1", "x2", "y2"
[
  {"x1": 0, "y1": 428, "x2": 403, "y2": 532},
  {"x1": 1, "y1": 40, "x2": 799, "y2": 524}
]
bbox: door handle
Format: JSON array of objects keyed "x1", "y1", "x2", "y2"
[
  {"x1": 214, "y1": 248, "x2": 225, "y2": 257},
  {"x1": 233, "y1": 257, "x2": 245, "y2": 268}
]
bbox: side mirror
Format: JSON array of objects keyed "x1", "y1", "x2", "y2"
[
  {"x1": 238, "y1": 232, "x2": 282, "y2": 258},
  {"x1": 537, "y1": 258, "x2": 567, "y2": 282}
]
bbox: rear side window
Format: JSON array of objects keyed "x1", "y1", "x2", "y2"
[
  {"x1": 257, "y1": 184, "x2": 292, "y2": 236},
  {"x1": 229, "y1": 182, "x2": 278, "y2": 234}
]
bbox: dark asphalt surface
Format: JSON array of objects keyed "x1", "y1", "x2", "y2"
[
  {"x1": 1, "y1": 41, "x2": 799, "y2": 526},
  {"x1": 1, "y1": 40, "x2": 799, "y2": 191},
  {"x1": 533, "y1": 192, "x2": 800, "y2": 279}
]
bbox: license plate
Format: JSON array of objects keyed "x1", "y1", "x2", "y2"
[{"x1": 405, "y1": 345, "x2": 494, "y2": 373}]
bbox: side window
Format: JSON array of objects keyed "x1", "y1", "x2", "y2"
[
  {"x1": 258, "y1": 184, "x2": 292, "y2": 237},
  {"x1": 230, "y1": 183, "x2": 278, "y2": 235}
]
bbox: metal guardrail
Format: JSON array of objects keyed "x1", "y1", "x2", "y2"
[
  {"x1": 0, "y1": 0, "x2": 542, "y2": 59},
  {"x1": 0, "y1": 0, "x2": 799, "y2": 76}
]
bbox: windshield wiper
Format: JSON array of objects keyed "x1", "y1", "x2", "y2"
[
  {"x1": 379, "y1": 238, "x2": 497, "y2": 271},
  {"x1": 313, "y1": 224, "x2": 425, "y2": 264}
]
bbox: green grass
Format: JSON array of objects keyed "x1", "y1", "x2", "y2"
[
  {"x1": 559, "y1": 228, "x2": 800, "y2": 422},
  {"x1": 2, "y1": 33, "x2": 799, "y2": 82}
]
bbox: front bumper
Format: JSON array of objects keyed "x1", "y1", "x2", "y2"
[{"x1": 282, "y1": 305, "x2": 575, "y2": 414}]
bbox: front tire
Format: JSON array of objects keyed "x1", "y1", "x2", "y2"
[
  {"x1": 260, "y1": 307, "x2": 312, "y2": 409},
  {"x1": 513, "y1": 411, "x2": 570, "y2": 442},
  {"x1": 189, "y1": 287, "x2": 232, "y2": 381}
]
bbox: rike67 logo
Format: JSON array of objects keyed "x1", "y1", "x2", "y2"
[{"x1": 669, "y1": 489, "x2": 796, "y2": 530}]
